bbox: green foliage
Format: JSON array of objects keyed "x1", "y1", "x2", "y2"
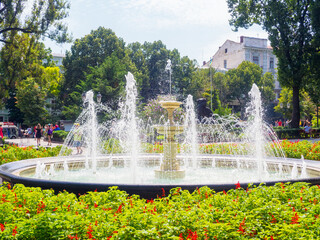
[
  {"x1": 0, "y1": 0, "x2": 70, "y2": 44},
  {"x1": 275, "y1": 88, "x2": 316, "y2": 120},
  {"x1": 224, "y1": 61, "x2": 275, "y2": 117},
  {"x1": 140, "y1": 98, "x2": 185, "y2": 123},
  {"x1": 0, "y1": 145, "x2": 69, "y2": 165},
  {"x1": 203, "y1": 88, "x2": 221, "y2": 112},
  {"x1": 102, "y1": 138, "x2": 124, "y2": 154},
  {"x1": 61, "y1": 27, "x2": 126, "y2": 111},
  {"x1": 16, "y1": 78, "x2": 48, "y2": 126},
  {"x1": 0, "y1": 33, "x2": 63, "y2": 124},
  {"x1": 1, "y1": 183, "x2": 320, "y2": 238},
  {"x1": 52, "y1": 130, "x2": 69, "y2": 142}
]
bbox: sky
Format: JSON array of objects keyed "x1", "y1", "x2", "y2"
[{"x1": 45, "y1": 0, "x2": 269, "y2": 65}]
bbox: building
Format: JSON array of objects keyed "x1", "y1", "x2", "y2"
[
  {"x1": 203, "y1": 36, "x2": 280, "y2": 99},
  {"x1": 52, "y1": 53, "x2": 65, "y2": 68}
]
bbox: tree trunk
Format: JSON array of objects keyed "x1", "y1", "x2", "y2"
[{"x1": 291, "y1": 86, "x2": 300, "y2": 128}]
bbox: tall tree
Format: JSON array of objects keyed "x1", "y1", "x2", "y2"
[
  {"x1": 127, "y1": 42, "x2": 150, "y2": 102},
  {"x1": 61, "y1": 27, "x2": 126, "y2": 108},
  {"x1": 226, "y1": 61, "x2": 262, "y2": 114},
  {"x1": 227, "y1": 0, "x2": 319, "y2": 127},
  {"x1": 0, "y1": 0, "x2": 70, "y2": 44},
  {"x1": 0, "y1": 33, "x2": 52, "y2": 99},
  {"x1": 0, "y1": 33, "x2": 60, "y2": 124}
]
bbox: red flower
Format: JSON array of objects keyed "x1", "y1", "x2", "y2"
[
  {"x1": 291, "y1": 212, "x2": 299, "y2": 224},
  {"x1": 187, "y1": 229, "x2": 198, "y2": 239},
  {"x1": 86, "y1": 225, "x2": 94, "y2": 239},
  {"x1": 0, "y1": 223, "x2": 5, "y2": 232},
  {"x1": 161, "y1": 188, "x2": 165, "y2": 197},
  {"x1": 115, "y1": 204, "x2": 122, "y2": 214},
  {"x1": 235, "y1": 181, "x2": 241, "y2": 189},
  {"x1": 237, "y1": 218, "x2": 246, "y2": 234},
  {"x1": 270, "y1": 214, "x2": 277, "y2": 223},
  {"x1": 12, "y1": 226, "x2": 17, "y2": 236},
  {"x1": 68, "y1": 234, "x2": 79, "y2": 239}
]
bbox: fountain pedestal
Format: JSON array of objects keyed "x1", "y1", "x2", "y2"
[{"x1": 155, "y1": 101, "x2": 185, "y2": 179}]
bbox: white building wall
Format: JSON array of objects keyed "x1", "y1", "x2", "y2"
[
  {"x1": 210, "y1": 40, "x2": 245, "y2": 70},
  {"x1": 205, "y1": 36, "x2": 280, "y2": 98}
]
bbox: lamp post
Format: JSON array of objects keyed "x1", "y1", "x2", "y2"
[{"x1": 165, "y1": 59, "x2": 172, "y2": 95}]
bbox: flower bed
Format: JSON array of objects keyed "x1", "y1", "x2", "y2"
[
  {"x1": 0, "y1": 145, "x2": 69, "y2": 165},
  {"x1": 276, "y1": 140, "x2": 320, "y2": 160},
  {"x1": 0, "y1": 182, "x2": 319, "y2": 239}
]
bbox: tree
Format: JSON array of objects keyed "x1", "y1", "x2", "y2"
[
  {"x1": 16, "y1": 77, "x2": 48, "y2": 126},
  {"x1": 188, "y1": 68, "x2": 211, "y2": 99},
  {"x1": 225, "y1": 61, "x2": 263, "y2": 116},
  {"x1": 140, "y1": 41, "x2": 171, "y2": 98},
  {"x1": 227, "y1": 0, "x2": 319, "y2": 128},
  {"x1": 61, "y1": 27, "x2": 126, "y2": 109},
  {"x1": 275, "y1": 88, "x2": 315, "y2": 122},
  {"x1": 0, "y1": 33, "x2": 52, "y2": 101},
  {"x1": 128, "y1": 40, "x2": 196, "y2": 101},
  {"x1": 127, "y1": 42, "x2": 150, "y2": 101},
  {"x1": 0, "y1": 33, "x2": 61, "y2": 124},
  {"x1": 0, "y1": 0, "x2": 70, "y2": 44}
]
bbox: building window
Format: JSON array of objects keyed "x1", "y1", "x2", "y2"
[
  {"x1": 252, "y1": 55, "x2": 259, "y2": 65},
  {"x1": 270, "y1": 57, "x2": 274, "y2": 69},
  {"x1": 225, "y1": 48, "x2": 228, "y2": 53},
  {"x1": 224, "y1": 60, "x2": 227, "y2": 68}
]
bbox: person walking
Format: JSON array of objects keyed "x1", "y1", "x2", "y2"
[
  {"x1": 35, "y1": 123, "x2": 43, "y2": 146},
  {"x1": 47, "y1": 124, "x2": 53, "y2": 146},
  {"x1": 0, "y1": 124, "x2": 3, "y2": 143}
]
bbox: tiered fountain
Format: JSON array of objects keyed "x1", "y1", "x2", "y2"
[
  {"x1": 154, "y1": 100, "x2": 185, "y2": 179},
  {"x1": 1, "y1": 71, "x2": 320, "y2": 198}
]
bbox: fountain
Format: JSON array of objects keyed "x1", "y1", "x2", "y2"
[
  {"x1": 1, "y1": 72, "x2": 320, "y2": 199},
  {"x1": 154, "y1": 100, "x2": 185, "y2": 179}
]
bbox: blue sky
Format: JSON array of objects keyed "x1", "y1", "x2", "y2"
[{"x1": 45, "y1": 0, "x2": 268, "y2": 65}]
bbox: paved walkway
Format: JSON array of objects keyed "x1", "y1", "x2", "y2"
[
  {"x1": 6, "y1": 137, "x2": 62, "y2": 148},
  {"x1": 5, "y1": 136, "x2": 320, "y2": 148}
]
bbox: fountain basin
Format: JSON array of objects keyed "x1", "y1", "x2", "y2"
[{"x1": 2, "y1": 155, "x2": 320, "y2": 199}]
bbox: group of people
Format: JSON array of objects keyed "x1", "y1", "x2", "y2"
[
  {"x1": 274, "y1": 119, "x2": 291, "y2": 127},
  {"x1": 25, "y1": 122, "x2": 64, "y2": 146}
]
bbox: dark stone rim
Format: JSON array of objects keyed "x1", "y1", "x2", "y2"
[{"x1": 1, "y1": 155, "x2": 320, "y2": 199}]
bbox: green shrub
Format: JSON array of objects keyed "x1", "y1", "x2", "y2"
[
  {"x1": 0, "y1": 145, "x2": 70, "y2": 165},
  {"x1": 0, "y1": 182, "x2": 320, "y2": 239},
  {"x1": 273, "y1": 127, "x2": 320, "y2": 139},
  {"x1": 52, "y1": 130, "x2": 69, "y2": 142}
]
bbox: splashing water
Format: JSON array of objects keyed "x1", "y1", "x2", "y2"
[{"x1": 184, "y1": 95, "x2": 199, "y2": 168}]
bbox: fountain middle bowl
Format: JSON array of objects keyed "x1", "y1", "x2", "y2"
[{"x1": 2, "y1": 154, "x2": 320, "y2": 199}]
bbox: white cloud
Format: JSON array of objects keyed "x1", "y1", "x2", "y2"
[{"x1": 109, "y1": 0, "x2": 229, "y2": 29}]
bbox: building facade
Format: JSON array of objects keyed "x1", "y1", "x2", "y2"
[{"x1": 204, "y1": 36, "x2": 280, "y2": 98}]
